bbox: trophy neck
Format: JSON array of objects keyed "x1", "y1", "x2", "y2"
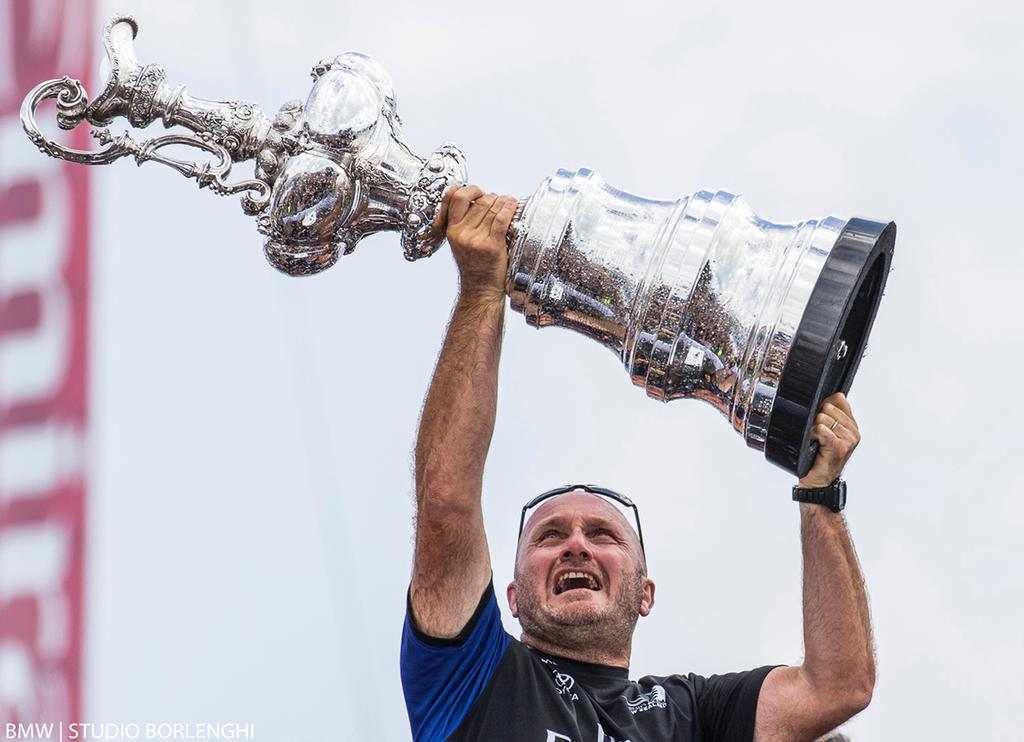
[
  {"x1": 508, "y1": 168, "x2": 681, "y2": 360},
  {"x1": 348, "y1": 131, "x2": 427, "y2": 238}
]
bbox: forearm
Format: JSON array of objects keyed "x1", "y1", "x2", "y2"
[
  {"x1": 755, "y1": 395, "x2": 871, "y2": 741},
  {"x1": 415, "y1": 292, "x2": 505, "y2": 510},
  {"x1": 407, "y1": 188, "x2": 516, "y2": 636},
  {"x1": 799, "y1": 503, "x2": 875, "y2": 713}
]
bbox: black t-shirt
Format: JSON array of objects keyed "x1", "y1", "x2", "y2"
[{"x1": 401, "y1": 582, "x2": 775, "y2": 742}]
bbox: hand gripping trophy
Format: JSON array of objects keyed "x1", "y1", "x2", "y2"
[{"x1": 22, "y1": 15, "x2": 896, "y2": 476}]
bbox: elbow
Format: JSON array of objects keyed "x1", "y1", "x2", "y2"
[
  {"x1": 852, "y1": 659, "x2": 877, "y2": 712},
  {"x1": 416, "y1": 468, "x2": 478, "y2": 517},
  {"x1": 806, "y1": 666, "x2": 875, "y2": 725},
  {"x1": 844, "y1": 682, "x2": 874, "y2": 717},
  {"x1": 833, "y1": 672, "x2": 875, "y2": 719}
]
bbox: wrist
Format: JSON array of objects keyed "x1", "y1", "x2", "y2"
[
  {"x1": 798, "y1": 475, "x2": 836, "y2": 489},
  {"x1": 457, "y1": 285, "x2": 506, "y2": 308},
  {"x1": 794, "y1": 470, "x2": 843, "y2": 489}
]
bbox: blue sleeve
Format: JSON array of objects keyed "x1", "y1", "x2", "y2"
[{"x1": 400, "y1": 582, "x2": 511, "y2": 742}]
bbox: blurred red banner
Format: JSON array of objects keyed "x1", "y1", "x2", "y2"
[{"x1": 1, "y1": 0, "x2": 92, "y2": 723}]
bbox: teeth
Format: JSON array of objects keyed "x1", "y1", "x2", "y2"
[{"x1": 555, "y1": 571, "x2": 600, "y2": 593}]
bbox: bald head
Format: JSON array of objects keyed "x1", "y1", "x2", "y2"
[{"x1": 517, "y1": 490, "x2": 646, "y2": 575}]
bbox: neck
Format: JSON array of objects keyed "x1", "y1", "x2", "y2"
[{"x1": 519, "y1": 630, "x2": 632, "y2": 669}]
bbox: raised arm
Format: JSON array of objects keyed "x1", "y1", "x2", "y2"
[
  {"x1": 755, "y1": 393, "x2": 876, "y2": 741},
  {"x1": 409, "y1": 186, "x2": 519, "y2": 639}
]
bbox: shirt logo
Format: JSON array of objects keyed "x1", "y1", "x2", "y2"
[
  {"x1": 555, "y1": 671, "x2": 576, "y2": 692},
  {"x1": 623, "y1": 685, "x2": 667, "y2": 714},
  {"x1": 540, "y1": 658, "x2": 580, "y2": 702}
]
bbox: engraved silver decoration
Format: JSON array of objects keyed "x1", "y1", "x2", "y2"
[
  {"x1": 20, "y1": 15, "x2": 466, "y2": 276},
  {"x1": 22, "y1": 15, "x2": 895, "y2": 475}
]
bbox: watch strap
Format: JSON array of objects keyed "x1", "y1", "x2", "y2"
[{"x1": 792, "y1": 478, "x2": 847, "y2": 512}]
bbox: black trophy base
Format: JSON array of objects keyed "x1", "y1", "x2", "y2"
[{"x1": 765, "y1": 217, "x2": 896, "y2": 477}]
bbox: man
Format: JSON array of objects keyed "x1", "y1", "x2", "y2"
[{"x1": 401, "y1": 186, "x2": 875, "y2": 742}]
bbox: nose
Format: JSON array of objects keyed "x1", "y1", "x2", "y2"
[{"x1": 561, "y1": 528, "x2": 591, "y2": 560}]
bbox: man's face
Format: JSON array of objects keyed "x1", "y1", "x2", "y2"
[{"x1": 507, "y1": 491, "x2": 655, "y2": 653}]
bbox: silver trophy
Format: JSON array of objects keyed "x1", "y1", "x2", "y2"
[{"x1": 22, "y1": 15, "x2": 896, "y2": 476}]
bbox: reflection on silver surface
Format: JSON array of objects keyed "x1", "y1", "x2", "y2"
[
  {"x1": 22, "y1": 17, "x2": 886, "y2": 458},
  {"x1": 508, "y1": 169, "x2": 846, "y2": 451}
]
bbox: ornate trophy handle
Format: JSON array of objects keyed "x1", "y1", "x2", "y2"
[
  {"x1": 21, "y1": 15, "x2": 468, "y2": 275},
  {"x1": 21, "y1": 76, "x2": 271, "y2": 207}
]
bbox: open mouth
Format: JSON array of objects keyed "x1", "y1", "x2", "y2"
[{"x1": 554, "y1": 571, "x2": 602, "y2": 595}]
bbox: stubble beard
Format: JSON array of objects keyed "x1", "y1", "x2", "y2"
[{"x1": 516, "y1": 564, "x2": 646, "y2": 658}]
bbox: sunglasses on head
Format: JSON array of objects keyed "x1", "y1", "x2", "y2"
[{"x1": 517, "y1": 483, "x2": 645, "y2": 557}]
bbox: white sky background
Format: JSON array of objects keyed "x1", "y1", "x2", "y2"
[{"x1": 79, "y1": 0, "x2": 1024, "y2": 738}]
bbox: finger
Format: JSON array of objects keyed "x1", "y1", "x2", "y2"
[
  {"x1": 478, "y1": 194, "x2": 506, "y2": 234},
  {"x1": 466, "y1": 193, "x2": 499, "y2": 229},
  {"x1": 828, "y1": 392, "x2": 853, "y2": 417},
  {"x1": 835, "y1": 394, "x2": 859, "y2": 433},
  {"x1": 821, "y1": 401, "x2": 857, "y2": 432},
  {"x1": 819, "y1": 411, "x2": 860, "y2": 446},
  {"x1": 811, "y1": 424, "x2": 843, "y2": 460},
  {"x1": 490, "y1": 196, "x2": 519, "y2": 241},
  {"x1": 448, "y1": 185, "x2": 486, "y2": 226},
  {"x1": 809, "y1": 424, "x2": 833, "y2": 451},
  {"x1": 815, "y1": 412, "x2": 838, "y2": 434},
  {"x1": 817, "y1": 413, "x2": 857, "y2": 447}
]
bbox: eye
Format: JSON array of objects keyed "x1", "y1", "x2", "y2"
[
  {"x1": 591, "y1": 528, "x2": 618, "y2": 542},
  {"x1": 538, "y1": 529, "x2": 562, "y2": 542}
]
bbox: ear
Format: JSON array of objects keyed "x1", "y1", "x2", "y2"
[
  {"x1": 506, "y1": 580, "x2": 519, "y2": 618},
  {"x1": 639, "y1": 578, "x2": 656, "y2": 617}
]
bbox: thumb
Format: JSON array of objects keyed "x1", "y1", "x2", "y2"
[{"x1": 434, "y1": 185, "x2": 457, "y2": 234}]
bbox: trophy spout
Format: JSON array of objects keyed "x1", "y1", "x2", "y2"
[
  {"x1": 84, "y1": 15, "x2": 273, "y2": 164},
  {"x1": 84, "y1": 16, "x2": 141, "y2": 126},
  {"x1": 21, "y1": 14, "x2": 277, "y2": 217}
]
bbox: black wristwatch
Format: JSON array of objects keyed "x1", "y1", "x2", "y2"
[{"x1": 792, "y1": 478, "x2": 847, "y2": 513}]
